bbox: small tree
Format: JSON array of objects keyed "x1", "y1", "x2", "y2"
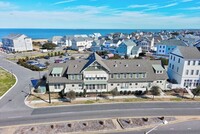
[
  {"x1": 150, "y1": 86, "x2": 160, "y2": 100},
  {"x1": 67, "y1": 90, "x2": 76, "y2": 102},
  {"x1": 192, "y1": 86, "x2": 200, "y2": 99},
  {"x1": 111, "y1": 88, "x2": 118, "y2": 100},
  {"x1": 70, "y1": 57, "x2": 75, "y2": 60},
  {"x1": 42, "y1": 43, "x2": 56, "y2": 50}
]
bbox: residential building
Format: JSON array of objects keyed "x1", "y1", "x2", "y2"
[
  {"x1": 47, "y1": 53, "x2": 168, "y2": 93},
  {"x1": 51, "y1": 36, "x2": 65, "y2": 46},
  {"x1": 116, "y1": 40, "x2": 142, "y2": 58},
  {"x1": 2, "y1": 34, "x2": 33, "y2": 52},
  {"x1": 167, "y1": 46, "x2": 200, "y2": 88},
  {"x1": 71, "y1": 37, "x2": 93, "y2": 51},
  {"x1": 156, "y1": 39, "x2": 188, "y2": 56}
]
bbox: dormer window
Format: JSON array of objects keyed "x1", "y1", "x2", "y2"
[
  {"x1": 51, "y1": 67, "x2": 63, "y2": 77},
  {"x1": 152, "y1": 64, "x2": 164, "y2": 74}
]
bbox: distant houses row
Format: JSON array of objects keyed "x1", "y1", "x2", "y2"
[{"x1": 1, "y1": 31, "x2": 200, "y2": 58}]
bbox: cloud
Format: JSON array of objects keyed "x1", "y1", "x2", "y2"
[
  {"x1": 128, "y1": 4, "x2": 153, "y2": 8},
  {"x1": 0, "y1": 8, "x2": 199, "y2": 29},
  {"x1": 182, "y1": 0, "x2": 193, "y2": 2},
  {"x1": 0, "y1": 1, "x2": 18, "y2": 10},
  {"x1": 144, "y1": 2, "x2": 178, "y2": 11},
  {"x1": 182, "y1": 6, "x2": 200, "y2": 10},
  {"x1": 53, "y1": 0, "x2": 76, "y2": 5}
]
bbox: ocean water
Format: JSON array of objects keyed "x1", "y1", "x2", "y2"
[{"x1": 0, "y1": 28, "x2": 170, "y2": 40}]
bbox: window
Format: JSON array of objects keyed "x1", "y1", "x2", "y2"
[
  {"x1": 198, "y1": 61, "x2": 200, "y2": 65},
  {"x1": 72, "y1": 84, "x2": 74, "y2": 87},
  {"x1": 171, "y1": 55, "x2": 173, "y2": 60},
  {"x1": 54, "y1": 84, "x2": 60, "y2": 89},
  {"x1": 129, "y1": 73, "x2": 133, "y2": 78},
  {"x1": 178, "y1": 58, "x2": 180, "y2": 63},
  {"x1": 135, "y1": 83, "x2": 138, "y2": 85},
  {"x1": 169, "y1": 63, "x2": 171, "y2": 68},
  {"x1": 160, "y1": 46, "x2": 162, "y2": 48},
  {"x1": 196, "y1": 70, "x2": 199, "y2": 75},
  {"x1": 162, "y1": 50, "x2": 164, "y2": 53},
  {"x1": 188, "y1": 60, "x2": 190, "y2": 65},
  {"x1": 79, "y1": 84, "x2": 82, "y2": 87},
  {"x1": 168, "y1": 48, "x2": 170, "y2": 50},
  {"x1": 136, "y1": 74, "x2": 139, "y2": 78},
  {"x1": 160, "y1": 81, "x2": 162, "y2": 83},
  {"x1": 117, "y1": 74, "x2": 120, "y2": 79},
  {"x1": 186, "y1": 70, "x2": 189, "y2": 75},
  {"x1": 110, "y1": 74, "x2": 114, "y2": 79},
  {"x1": 130, "y1": 83, "x2": 132, "y2": 85},
  {"x1": 163, "y1": 46, "x2": 165, "y2": 48},
  {"x1": 71, "y1": 75, "x2": 75, "y2": 80},
  {"x1": 124, "y1": 74, "x2": 127, "y2": 79},
  {"x1": 172, "y1": 65, "x2": 174, "y2": 69},
  {"x1": 177, "y1": 67, "x2": 179, "y2": 73},
  {"x1": 77, "y1": 75, "x2": 81, "y2": 80},
  {"x1": 111, "y1": 84, "x2": 113, "y2": 86},
  {"x1": 191, "y1": 70, "x2": 194, "y2": 75},
  {"x1": 173, "y1": 57, "x2": 175, "y2": 61},
  {"x1": 193, "y1": 61, "x2": 196, "y2": 65}
]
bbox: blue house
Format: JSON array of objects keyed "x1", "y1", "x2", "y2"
[{"x1": 156, "y1": 39, "x2": 188, "y2": 56}]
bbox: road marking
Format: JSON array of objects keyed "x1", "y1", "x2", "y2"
[
  {"x1": 170, "y1": 128, "x2": 174, "y2": 130},
  {"x1": 8, "y1": 116, "x2": 23, "y2": 119},
  {"x1": 187, "y1": 128, "x2": 191, "y2": 130}
]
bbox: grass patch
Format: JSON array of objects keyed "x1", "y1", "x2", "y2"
[
  {"x1": 170, "y1": 98, "x2": 182, "y2": 101},
  {"x1": 0, "y1": 67, "x2": 16, "y2": 96},
  {"x1": 84, "y1": 100, "x2": 95, "y2": 104}
]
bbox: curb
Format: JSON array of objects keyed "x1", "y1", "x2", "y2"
[{"x1": 0, "y1": 66, "x2": 18, "y2": 100}]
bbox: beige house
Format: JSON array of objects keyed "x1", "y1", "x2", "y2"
[{"x1": 47, "y1": 53, "x2": 168, "y2": 93}]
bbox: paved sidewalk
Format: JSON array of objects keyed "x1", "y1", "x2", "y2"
[{"x1": 25, "y1": 95, "x2": 200, "y2": 107}]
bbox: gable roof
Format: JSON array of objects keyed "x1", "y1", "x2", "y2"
[
  {"x1": 173, "y1": 46, "x2": 200, "y2": 59},
  {"x1": 2, "y1": 34, "x2": 27, "y2": 40},
  {"x1": 122, "y1": 40, "x2": 137, "y2": 46},
  {"x1": 157, "y1": 39, "x2": 188, "y2": 46},
  {"x1": 82, "y1": 53, "x2": 110, "y2": 72}
]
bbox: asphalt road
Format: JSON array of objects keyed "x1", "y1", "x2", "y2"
[
  {"x1": 0, "y1": 53, "x2": 39, "y2": 112},
  {"x1": 0, "y1": 52, "x2": 200, "y2": 133},
  {"x1": 111, "y1": 120, "x2": 200, "y2": 134}
]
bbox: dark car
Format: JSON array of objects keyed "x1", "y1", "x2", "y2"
[{"x1": 44, "y1": 56, "x2": 50, "y2": 59}]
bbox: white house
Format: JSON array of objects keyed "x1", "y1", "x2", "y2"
[
  {"x1": 116, "y1": 40, "x2": 141, "y2": 57},
  {"x1": 167, "y1": 46, "x2": 200, "y2": 89},
  {"x1": 51, "y1": 36, "x2": 65, "y2": 46},
  {"x1": 71, "y1": 37, "x2": 87, "y2": 51},
  {"x1": 2, "y1": 34, "x2": 33, "y2": 52}
]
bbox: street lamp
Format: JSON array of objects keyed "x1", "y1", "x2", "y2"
[{"x1": 144, "y1": 119, "x2": 168, "y2": 134}]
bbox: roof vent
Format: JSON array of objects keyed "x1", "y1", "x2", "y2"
[
  {"x1": 114, "y1": 64, "x2": 117, "y2": 67},
  {"x1": 74, "y1": 65, "x2": 77, "y2": 68},
  {"x1": 137, "y1": 64, "x2": 140, "y2": 67}
]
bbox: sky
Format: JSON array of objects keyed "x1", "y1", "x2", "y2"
[{"x1": 0, "y1": 0, "x2": 200, "y2": 29}]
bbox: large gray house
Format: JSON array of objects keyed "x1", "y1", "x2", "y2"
[{"x1": 47, "y1": 53, "x2": 168, "y2": 93}]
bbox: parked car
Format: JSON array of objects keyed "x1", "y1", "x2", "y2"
[
  {"x1": 44, "y1": 56, "x2": 50, "y2": 59},
  {"x1": 26, "y1": 60, "x2": 39, "y2": 65},
  {"x1": 54, "y1": 59, "x2": 65, "y2": 63},
  {"x1": 34, "y1": 63, "x2": 47, "y2": 69}
]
